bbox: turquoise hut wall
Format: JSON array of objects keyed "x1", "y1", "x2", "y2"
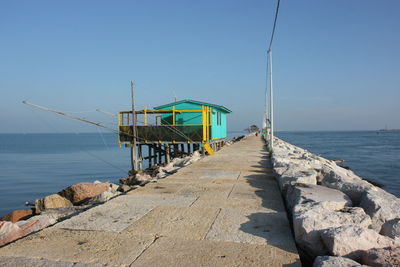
[
  {"x1": 156, "y1": 101, "x2": 203, "y2": 125},
  {"x1": 211, "y1": 109, "x2": 227, "y2": 139},
  {"x1": 154, "y1": 100, "x2": 231, "y2": 140}
]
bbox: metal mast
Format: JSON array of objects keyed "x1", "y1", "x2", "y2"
[
  {"x1": 263, "y1": 60, "x2": 269, "y2": 130},
  {"x1": 268, "y1": 49, "x2": 274, "y2": 152},
  {"x1": 265, "y1": 0, "x2": 280, "y2": 153}
]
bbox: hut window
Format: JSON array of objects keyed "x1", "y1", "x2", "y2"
[{"x1": 217, "y1": 112, "x2": 221, "y2": 125}]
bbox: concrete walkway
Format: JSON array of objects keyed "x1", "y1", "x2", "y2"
[{"x1": 0, "y1": 135, "x2": 300, "y2": 267}]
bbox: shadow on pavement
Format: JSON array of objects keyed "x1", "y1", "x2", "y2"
[{"x1": 238, "y1": 138, "x2": 302, "y2": 266}]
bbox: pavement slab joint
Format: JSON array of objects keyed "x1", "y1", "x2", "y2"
[{"x1": 203, "y1": 208, "x2": 222, "y2": 240}]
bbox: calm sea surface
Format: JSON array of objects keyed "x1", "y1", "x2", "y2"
[{"x1": 0, "y1": 131, "x2": 399, "y2": 217}]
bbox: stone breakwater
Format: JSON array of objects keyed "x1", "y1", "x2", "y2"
[{"x1": 270, "y1": 137, "x2": 400, "y2": 266}]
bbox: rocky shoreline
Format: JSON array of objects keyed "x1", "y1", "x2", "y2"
[
  {"x1": 0, "y1": 152, "x2": 207, "y2": 246},
  {"x1": 0, "y1": 137, "x2": 246, "y2": 248},
  {"x1": 269, "y1": 136, "x2": 400, "y2": 266}
]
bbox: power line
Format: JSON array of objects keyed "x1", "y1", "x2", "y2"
[{"x1": 268, "y1": 0, "x2": 281, "y2": 51}]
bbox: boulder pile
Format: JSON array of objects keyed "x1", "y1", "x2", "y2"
[
  {"x1": 269, "y1": 137, "x2": 400, "y2": 266},
  {"x1": 0, "y1": 181, "x2": 119, "y2": 247},
  {"x1": 0, "y1": 149, "x2": 205, "y2": 247},
  {"x1": 119, "y1": 150, "x2": 202, "y2": 186}
]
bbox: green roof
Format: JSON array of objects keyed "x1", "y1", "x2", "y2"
[{"x1": 154, "y1": 99, "x2": 232, "y2": 113}]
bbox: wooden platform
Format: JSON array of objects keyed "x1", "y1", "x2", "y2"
[{"x1": 0, "y1": 135, "x2": 301, "y2": 267}]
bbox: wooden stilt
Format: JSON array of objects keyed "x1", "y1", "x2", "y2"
[
  {"x1": 166, "y1": 145, "x2": 171, "y2": 164},
  {"x1": 130, "y1": 81, "x2": 138, "y2": 174},
  {"x1": 148, "y1": 145, "x2": 152, "y2": 167},
  {"x1": 152, "y1": 146, "x2": 155, "y2": 165},
  {"x1": 158, "y1": 144, "x2": 162, "y2": 164},
  {"x1": 138, "y1": 144, "x2": 143, "y2": 170},
  {"x1": 130, "y1": 144, "x2": 136, "y2": 174}
]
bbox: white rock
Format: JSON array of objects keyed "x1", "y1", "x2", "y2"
[
  {"x1": 0, "y1": 221, "x2": 20, "y2": 236},
  {"x1": 167, "y1": 166, "x2": 181, "y2": 174},
  {"x1": 156, "y1": 163, "x2": 176, "y2": 178},
  {"x1": 117, "y1": 184, "x2": 132, "y2": 193},
  {"x1": 273, "y1": 166, "x2": 288, "y2": 177},
  {"x1": 135, "y1": 173, "x2": 152, "y2": 183},
  {"x1": 0, "y1": 221, "x2": 22, "y2": 247},
  {"x1": 272, "y1": 136, "x2": 400, "y2": 261},
  {"x1": 17, "y1": 215, "x2": 56, "y2": 228},
  {"x1": 359, "y1": 189, "x2": 400, "y2": 231},
  {"x1": 361, "y1": 246, "x2": 400, "y2": 267},
  {"x1": 286, "y1": 183, "x2": 352, "y2": 212},
  {"x1": 0, "y1": 215, "x2": 56, "y2": 246},
  {"x1": 278, "y1": 168, "x2": 318, "y2": 192},
  {"x1": 320, "y1": 164, "x2": 375, "y2": 205},
  {"x1": 190, "y1": 151, "x2": 201, "y2": 162},
  {"x1": 40, "y1": 206, "x2": 88, "y2": 221},
  {"x1": 156, "y1": 169, "x2": 168, "y2": 179},
  {"x1": 272, "y1": 157, "x2": 291, "y2": 168},
  {"x1": 313, "y1": 256, "x2": 365, "y2": 267},
  {"x1": 293, "y1": 203, "x2": 371, "y2": 257},
  {"x1": 293, "y1": 148, "x2": 305, "y2": 154},
  {"x1": 108, "y1": 183, "x2": 119, "y2": 193},
  {"x1": 162, "y1": 162, "x2": 174, "y2": 172},
  {"x1": 183, "y1": 157, "x2": 193, "y2": 166},
  {"x1": 321, "y1": 225, "x2": 399, "y2": 261},
  {"x1": 172, "y1": 157, "x2": 188, "y2": 167},
  {"x1": 380, "y1": 218, "x2": 400, "y2": 240},
  {"x1": 86, "y1": 191, "x2": 119, "y2": 205}
]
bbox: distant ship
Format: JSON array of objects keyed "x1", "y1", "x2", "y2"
[{"x1": 378, "y1": 125, "x2": 400, "y2": 131}]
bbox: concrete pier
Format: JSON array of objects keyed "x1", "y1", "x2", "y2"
[{"x1": 0, "y1": 135, "x2": 300, "y2": 266}]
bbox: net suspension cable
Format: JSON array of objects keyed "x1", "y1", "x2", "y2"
[
  {"x1": 23, "y1": 101, "x2": 195, "y2": 146},
  {"x1": 24, "y1": 103, "x2": 127, "y2": 174}
]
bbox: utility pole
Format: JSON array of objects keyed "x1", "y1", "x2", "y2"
[
  {"x1": 263, "y1": 57, "x2": 269, "y2": 132},
  {"x1": 130, "y1": 81, "x2": 138, "y2": 174},
  {"x1": 268, "y1": 49, "x2": 274, "y2": 152}
]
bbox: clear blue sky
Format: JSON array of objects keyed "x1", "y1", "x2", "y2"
[{"x1": 1, "y1": 0, "x2": 399, "y2": 133}]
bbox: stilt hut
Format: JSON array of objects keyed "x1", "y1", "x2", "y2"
[{"x1": 118, "y1": 99, "x2": 231, "y2": 170}]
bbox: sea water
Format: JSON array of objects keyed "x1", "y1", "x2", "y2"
[
  {"x1": 0, "y1": 133, "x2": 130, "y2": 217},
  {"x1": 0, "y1": 131, "x2": 399, "y2": 217}
]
